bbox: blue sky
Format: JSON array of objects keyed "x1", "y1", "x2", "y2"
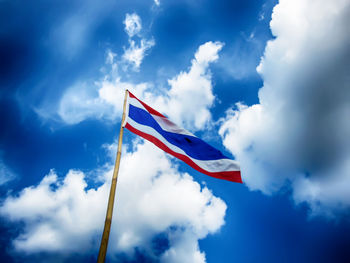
[{"x1": 1, "y1": 0, "x2": 350, "y2": 262}]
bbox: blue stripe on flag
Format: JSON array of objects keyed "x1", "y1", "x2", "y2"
[{"x1": 128, "y1": 104, "x2": 229, "y2": 161}]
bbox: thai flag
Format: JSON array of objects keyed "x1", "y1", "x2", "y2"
[{"x1": 123, "y1": 91, "x2": 242, "y2": 183}]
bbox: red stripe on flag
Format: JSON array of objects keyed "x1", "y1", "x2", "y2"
[
  {"x1": 128, "y1": 91, "x2": 166, "y2": 118},
  {"x1": 125, "y1": 123, "x2": 243, "y2": 183}
]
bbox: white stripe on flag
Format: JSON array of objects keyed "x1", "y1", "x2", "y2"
[{"x1": 152, "y1": 115, "x2": 194, "y2": 137}]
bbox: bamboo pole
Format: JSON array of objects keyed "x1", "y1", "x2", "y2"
[{"x1": 97, "y1": 89, "x2": 128, "y2": 263}]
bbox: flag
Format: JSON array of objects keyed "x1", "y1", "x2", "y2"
[{"x1": 122, "y1": 91, "x2": 242, "y2": 183}]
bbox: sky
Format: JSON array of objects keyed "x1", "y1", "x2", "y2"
[{"x1": 0, "y1": 0, "x2": 350, "y2": 262}]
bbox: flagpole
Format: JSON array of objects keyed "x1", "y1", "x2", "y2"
[{"x1": 97, "y1": 89, "x2": 128, "y2": 263}]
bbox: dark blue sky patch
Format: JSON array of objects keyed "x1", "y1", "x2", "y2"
[{"x1": 151, "y1": 232, "x2": 170, "y2": 257}]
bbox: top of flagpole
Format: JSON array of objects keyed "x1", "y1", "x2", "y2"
[{"x1": 122, "y1": 89, "x2": 129, "y2": 128}]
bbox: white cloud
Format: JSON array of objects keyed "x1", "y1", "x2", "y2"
[
  {"x1": 57, "y1": 46, "x2": 150, "y2": 125},
  {"x1": 219, "y1": 0, "x2": 350, "y2": 217},
  {"x1": 122, "y1": 38, "x2": 155, "y2": 70},
  {"x1": 160, "y1": 230, "x2": 206, "y2": 263},
  {"x1": 105, "y1": 49, "x2": 118, "y2": 73},
  {"x1": 145, "y1": 41, "x2": 224, "y2": 130},
  {"x1": 121, "y1": 13, "x2": 155, "y2": 71},
  {"x1": 0, "y1": 141, "x2": 226, "y2": 261},
  {"x1": 57, "y1": 78, "x2": 150, "y2": 125},
  {"x1": 0, "y1": 158, "x2": 16, "y2": 186},
  {"x1": 57, "y1": 82, "x2": 117, "y2": 124},
  {"x1": 124, "y1": 13, "x2": 142, "y2": 38},
  {"x1": 57, "y1": 41, "x2": 223, "y2": 130},
  {"x1": 0, "y1": 169, "x2": 107, "y2": 252},
  {"x1": 154, "y1": 0, "x2": 160, "y2": 6}
]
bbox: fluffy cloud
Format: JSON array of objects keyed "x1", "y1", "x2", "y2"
[
  {"x1": 58, "y1": 81, "x2": 117, "y2": 124},
  {"x1": 145, "y1": 41, "x2": 224, "y2": 130},
  {"x1": 122, "y1": 13, "x2": 155, "y2": 71},
  {"x1": 58, "y1": 41, "x2": 223, "y2": 130},
  {"x1": 219, "y1": 0, "x2": 350, "y2": 217},
  {"x1": 0, "y1": 169, "x2": 107, "y2": 252},
  {"x1": 123, "y1": 13, "x2": 142, "y2": 38},
  {"x1": 57, "y1": 49, "x2": 151, "y2": 124},
  {"x1": 0, "y1": 141, "x2": 226, "y2": 262},
  {"x1": 58, "y1": 75, "x2": 150, "y2": 125},
  {"x1": 122, "y1": 38, "x2": 155, "y2": 70}
]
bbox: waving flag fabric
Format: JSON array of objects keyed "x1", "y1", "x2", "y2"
[{"x1": 123, "y1": 91, "x2": 242, "y2": 183}]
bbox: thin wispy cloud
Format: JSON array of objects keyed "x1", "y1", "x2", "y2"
[
  {"x1": 123, "y1": 13, "x2": 142, "y2": 38},
  {"x1": 122, "y1": 13, "x2": 155, "y2": 71},
  {"x1": 0, "y1": 158, "x2": 16, "y2": 186},
  {"x1": 122, "y1": 38, "x2": 155, "y2": 70}
]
